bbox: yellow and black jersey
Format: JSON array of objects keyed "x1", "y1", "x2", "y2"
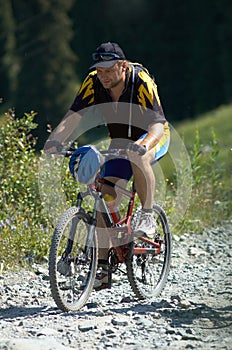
[{"x1": 70, "y1": 64, "x2": 167, "y2": 141}]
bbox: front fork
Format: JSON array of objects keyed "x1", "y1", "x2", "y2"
[
  {"x1": 83, "y1": 194, "x2": 99, "y2": 258},
  {"x1": 61, "y1": 215, "x2": 79, "y2": 261},
  {"x1": 62, "y1": 192, "x2": 86, "y2": 258},
  {"x1": 63, "y1": 190, "x2": 105, "y2": 261}
]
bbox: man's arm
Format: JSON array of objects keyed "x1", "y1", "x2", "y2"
[
  {"x1": 44, "y1": 110, "x2": 82, "y2": 152},
  {"x1": 50, "y1": 110, "x2": 82, "y2": 144},
  {"x1": 137, "y1": 122, "x2": 164, "y2": 150},
  {"x1": 44, "y1": 70, "x2": 97, "y2": 152}
]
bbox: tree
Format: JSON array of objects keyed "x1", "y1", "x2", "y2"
[
  {"x1": 214, "y1": 0, "x2": 232, "y2": 103},
  {"x1": 0, "y1": 0, "x2": 17, "y2": 108},
  {"x1": 71, "y1": 0, "x2": 232, "y2": 122},
  {"x1": 13, "y1": 0, "x2": 77, "y2": 148},
  {"x1": 1, "y1": 0, "x2": 232, "y2": 139}
]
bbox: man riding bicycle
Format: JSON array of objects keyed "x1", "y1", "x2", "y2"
[{"x1": 44, "y1": 42, "x2": 170, "y2": 290}]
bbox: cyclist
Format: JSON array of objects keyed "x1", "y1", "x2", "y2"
[{"x1": 44, "y1": 42, "x2": 170, "y2": 290}]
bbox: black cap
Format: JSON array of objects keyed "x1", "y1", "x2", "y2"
[{"x1": 90, "y1": 42, "x2": 126, "y2": 69}]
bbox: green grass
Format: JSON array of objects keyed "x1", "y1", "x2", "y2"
[
  {"x1": 167, "y1": 104, "x2": 232, "y2": 233},
  {"x1": 176, "y1": 104, "x2": 232, "y2": 180}
]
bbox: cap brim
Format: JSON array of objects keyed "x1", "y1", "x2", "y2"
[{"x1": 89, "y1": 60, "x2": 119, "y2": 69}]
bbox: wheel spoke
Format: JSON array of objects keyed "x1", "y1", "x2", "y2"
[
  {"x1": 126, "y1": 203, "x2": 172, "y2": 299},
  {"x1": 49, "y1": 207, "x2": 98, "y2": 312}
]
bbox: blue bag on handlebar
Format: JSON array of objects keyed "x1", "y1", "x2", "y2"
[{"x1": 69, "y1": 145, "x2": 103, "y2": 184}]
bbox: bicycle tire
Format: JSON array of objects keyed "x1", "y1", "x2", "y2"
[
  {"x1": 49, "y1": 207, "x2": 98, "y2": 312},
  {"x1": 126, "y1": 203, "x2": 172, "y2": 299}
]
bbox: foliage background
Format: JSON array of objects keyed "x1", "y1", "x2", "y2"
[{"x1": 0, "y1": 0, "x2": 232, "y2": 148}]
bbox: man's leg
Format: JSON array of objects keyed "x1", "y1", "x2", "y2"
[
  {"x1": 129, "y1": 148, "x2": 156, "y2": 209},
  {"x1": 131, "y1": 124, "x2": 170, "y2": 207},
  {"x1": 128, "y1": 148, "x2": 157, "y2": 238},
  {"x1": 95, "y1": 176, "x2": 127, "y2": 289}
]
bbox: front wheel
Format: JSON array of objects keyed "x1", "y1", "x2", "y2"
[
  {"x1": 49, "y1": 207, "x2": 98, "y2": 312},
  {"x1": 126, "y1": 203, "x2": 172, "y2": 299}
]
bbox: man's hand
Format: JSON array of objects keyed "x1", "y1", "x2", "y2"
[
  {"x1": 43, "y1": 140, "x2": 63, "y2": 153},
  {"x1": 127, "y1": 142, "x2": 147, "y2": 156}
]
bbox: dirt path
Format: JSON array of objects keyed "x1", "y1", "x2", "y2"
[{"x1": 0, "y1": 223, "x2": 231, "y2": 349}]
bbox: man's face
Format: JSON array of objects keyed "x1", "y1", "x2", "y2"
[{"x1": 96, "y1": 62, "x2": 125, "y2": 89}]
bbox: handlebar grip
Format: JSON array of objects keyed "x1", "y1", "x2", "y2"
[{"x1": 127, "y1": 143, "x2": 146, "y2": 156}]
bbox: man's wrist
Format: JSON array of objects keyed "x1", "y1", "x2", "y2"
[{"x1": 44, "y1": 140, "x2": 63, "y2": 152}]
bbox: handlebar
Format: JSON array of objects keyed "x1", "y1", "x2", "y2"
[
  {"x1": 46, "y1": 147, "x2": 76, "y2": 157},
  {"x1": 100, "y1": 149, "x2": 128, "y2": 158},
  {"x1": 47, "y1": 145, "x2": 145, "y2": 158},
  {"x1": 63, "y1": 148, "x2": 76, "y2": 157},
  {"x1": 48, "y1": 147, "x2": 129, "y2": 158}
]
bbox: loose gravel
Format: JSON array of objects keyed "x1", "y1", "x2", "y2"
[{"x1": 0, "y1": 221, "x2": 231, "y2": 350}]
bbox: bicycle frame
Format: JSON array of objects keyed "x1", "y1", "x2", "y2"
[
  {"x1": 49, "y1": 147, "x2": 172, "y2": 312},
  {"x1": 73, "y1": 176, "x2": 163, "y2": 265}
]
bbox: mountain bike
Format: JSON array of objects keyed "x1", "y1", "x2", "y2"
[{"x1": 48, "y1": 148, "x2": 172, "y2": 312}]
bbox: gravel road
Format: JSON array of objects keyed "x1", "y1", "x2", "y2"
[{"x1": 0, "y1": 222, "x2": 231, "y2": 350}]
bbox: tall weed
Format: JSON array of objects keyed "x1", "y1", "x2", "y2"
[{"x1": 174, "y1": 129, "x2": 229, "y2": 233}]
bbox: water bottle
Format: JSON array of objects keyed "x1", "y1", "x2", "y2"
[{"x1": 104, "y1": 194, "x2": 121, "y2": 224}]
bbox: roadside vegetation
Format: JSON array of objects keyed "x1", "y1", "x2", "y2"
[
  {"x1": 169, "y1": 104, "x2": 231, "y2": 233},
  {"x1": 0, "y1": 105, "x2": 231, "y2": 268}
]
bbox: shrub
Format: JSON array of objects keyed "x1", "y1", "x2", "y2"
[
  {"x1": 172, "y1": 129, "x2": 230, "y2": 233},
  {"x1": 0, "y1": 110, "x2": 52, "y2": 268}
]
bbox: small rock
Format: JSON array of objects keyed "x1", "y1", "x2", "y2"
[
  {"x1": 86, "y1": 302, "x2": 98, "y2": 309},
  {"x1": 170, "y1": 295, "x2": 182, "y2": 303},
  {"x1": 111, "y1": 318, "x2": 128, "y2": 326},
  {"x1": 188, "y1": 247, "x2": 208, "y2": 256},
  {"x1": 78, "y1": 324, "x2": 97, "y2": 332},
  {"x1": 121, "y1": 296, "x2": 133, "y2": 303}
]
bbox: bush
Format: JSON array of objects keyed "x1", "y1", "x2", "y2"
[
  {"x1": 171, "y1": 129, "x2": 230, "y2": 233},
  {"x1": 0, "y1": 110, "x2": 52, "y2": 268}
]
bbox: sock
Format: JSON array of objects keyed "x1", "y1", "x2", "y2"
[{"x1": 142, "y1": 208, "x2": 153, "y2": 213}]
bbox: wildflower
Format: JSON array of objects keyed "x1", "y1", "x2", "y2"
[{"x1": 5, "y1": 218, "x2": 11, "y2": 225}]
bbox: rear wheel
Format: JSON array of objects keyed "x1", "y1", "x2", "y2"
[
  {"x1": 49, "y1": 207, "x2": 98, "y2": 312},
  {"x1": 126, "y1": 203, "x2": 172, "y2": 299}
]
